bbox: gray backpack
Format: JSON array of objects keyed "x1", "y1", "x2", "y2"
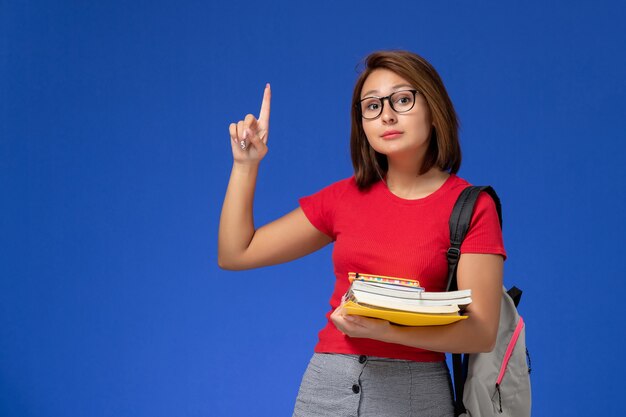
[{"x1": 446, "y1": 186, "x2": 532, "y2": 417}]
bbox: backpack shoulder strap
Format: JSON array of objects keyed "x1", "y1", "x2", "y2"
[
  {"x1": 446, "y1": 185, "x2": 502, "y2": 292},
  {"x1": 447, "y1": 185, "x2": 502, "y2": 417}
]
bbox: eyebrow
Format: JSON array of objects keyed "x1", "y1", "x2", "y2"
[{"x1": 361, "y1": 84, "x2": 414, "y2": 98}]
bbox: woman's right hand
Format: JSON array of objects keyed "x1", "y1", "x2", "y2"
[
  {"x1": 220, "y1": 82, "x2": 333, "y2": 271},
  {"x1": 228, "y1": 83, "x2": 271, "y2": 164}
]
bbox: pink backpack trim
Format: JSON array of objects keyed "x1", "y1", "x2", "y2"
[{"x1": 496, "y1": 316, "x2": 524, "y2": 386}]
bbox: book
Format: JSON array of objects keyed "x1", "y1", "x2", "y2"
[
  {"x1": 343, "y1": 272, "x2": 471, "y2": 326},
  {"x1": 343, "y1": 301, "x2": 467, "y2": 326},
  {"x1": 351, "y1": 280, "x2": 472, "y2": 304},
  {"x1": 348, "y1": 272, "x2": 424, "y2": 290},
  {"x1": 347, "y1": 290, "x2": 461, "y2": 314}
]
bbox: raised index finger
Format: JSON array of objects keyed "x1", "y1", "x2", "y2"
[{"x1": 258, "y1": 83, "x2": 271, "y2": 125}]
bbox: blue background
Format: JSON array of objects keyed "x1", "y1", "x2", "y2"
[{"x1": 2, "y1": 1, "x2": 625, "y2": 416}]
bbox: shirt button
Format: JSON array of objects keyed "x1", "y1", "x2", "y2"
[
  {"x1": 352, "y1": 384, "x2": 360, "y2": 394},
  {"x1": 358, "y1": 355, "x2": 367, "y2": 364}
]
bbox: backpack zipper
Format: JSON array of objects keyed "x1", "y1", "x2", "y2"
[
  {"x1": 493, "y1": 316, "x2": 524, "y2": 413},
  {"x1": 495, "y1": 316, "x2": 525, "y2": 386}
]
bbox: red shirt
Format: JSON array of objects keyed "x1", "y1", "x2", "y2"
[{"x1": 299, "y1": 174, "x2": 506, "y2": 362}]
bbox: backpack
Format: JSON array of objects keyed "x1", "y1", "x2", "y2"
[{"x1": 446, "y1": 186, "x2": 532, "y2": 417}]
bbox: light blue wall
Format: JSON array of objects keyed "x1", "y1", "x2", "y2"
[{"x1": 2, "y1": 1, "x2": 625, "y2": 416}]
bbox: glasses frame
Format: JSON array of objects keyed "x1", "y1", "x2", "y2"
[{"x1": 357, "y1": 89, "x2": 420, "y2": 120}]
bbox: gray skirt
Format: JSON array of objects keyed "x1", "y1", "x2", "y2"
[{"x1": 293, "y1": 353, "x2": 454, "y2": 417}]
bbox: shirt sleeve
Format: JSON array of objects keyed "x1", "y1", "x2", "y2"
[
  {"x1": 460, "y1": 191, "x2": 507, "y2": 259},
  {"x1": 298, "y1": 179, "x2": 350, "y2": 240}
]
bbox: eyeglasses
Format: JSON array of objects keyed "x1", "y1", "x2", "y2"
[{"x1": 357, "y1": 89, "x2": 420, "y2": 120}]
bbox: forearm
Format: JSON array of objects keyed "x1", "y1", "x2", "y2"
[
  {"x1": 380, "y1": 312, "x2": 497, "y2": 353},
  {"x1": 375, "y1": 255, "x2": 502, "y2": 353},
  {"x1": 217, "y1": 162, "x2": 260, "y2": 269},
  {"x1": 332, "y1": 254, "x2": 503, "y2": 353}
]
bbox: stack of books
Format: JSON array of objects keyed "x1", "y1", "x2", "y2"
[{"x1": 342, "y1": 272, "x2": 471, "y2": 326}]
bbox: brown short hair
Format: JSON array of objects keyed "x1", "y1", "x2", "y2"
[{"x1": 350, "y1": 50, "x2": 461, "y2": 189}]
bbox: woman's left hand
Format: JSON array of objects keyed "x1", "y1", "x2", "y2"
[{"x1": 330, "y1": 303, "x2": 393, "y2": 340}]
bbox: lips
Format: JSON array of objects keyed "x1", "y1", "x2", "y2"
[{"x1": 381, "y1": 130, "x2": 403, "y2": 139}]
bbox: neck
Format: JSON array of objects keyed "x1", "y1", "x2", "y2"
[{"x1": 385, "y1": 162, "x2": 450, "y2": 200}]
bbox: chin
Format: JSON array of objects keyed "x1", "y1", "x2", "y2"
[{"x1": 375, "y1": 142, "x2": 424, "y2": 156}]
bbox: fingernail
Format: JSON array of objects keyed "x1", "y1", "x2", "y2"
[{"x1": 243, "y1": 130, "x2": 248, "y2": 140}]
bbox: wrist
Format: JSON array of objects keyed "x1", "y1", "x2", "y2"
[
  {"x1": 380, "y1": 322, "x2": 404, "y2": 345},
  {"x1": 232, "y1": 160, "x2": 261, "y2": 174}
]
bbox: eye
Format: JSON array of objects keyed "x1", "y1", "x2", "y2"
[
  {"x1": 394, "y1": 92, "x2": 413, "y2": 105},
  {"x1": 361, "y1": 98, "x2": 381, "y2": 112}
]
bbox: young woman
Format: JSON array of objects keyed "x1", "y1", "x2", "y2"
[{"x1": 218, "y1": 50, "x2": 506, "y2": 417}]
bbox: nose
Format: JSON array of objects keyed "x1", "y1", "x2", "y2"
[{"x1": 380, "y1": 100, "x2": 397, "y2": 124}]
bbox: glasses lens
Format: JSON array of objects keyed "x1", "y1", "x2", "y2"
[
  {"x1": 389, "y1": 91, "x2": 415, "y2": 113},
  {"x1": 360, "y1": 98, "x2": 382, "y2": 119}
]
